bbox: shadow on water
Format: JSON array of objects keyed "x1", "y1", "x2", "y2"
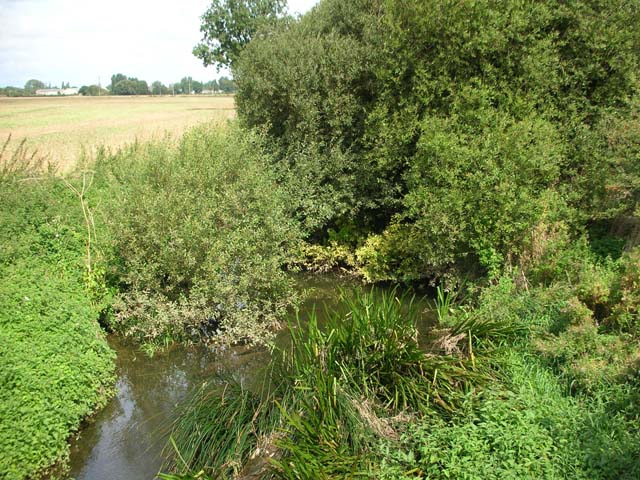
[{"x1": 65, "y1": 273, "x2": 434, "y2": 479}]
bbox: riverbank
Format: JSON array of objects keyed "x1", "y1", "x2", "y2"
[
  {"x1": 0, "y1": 168, "x2": 115, "y2": 479},
  {"x1": 0, "y1": 122, "x2": 306, "y2": 479},
  {"x1": 3, "y1": 84, "x2": 639, "y2": 478},
  {"x1": 64, "y1": 274, "x2": 371, "y2": 479}
]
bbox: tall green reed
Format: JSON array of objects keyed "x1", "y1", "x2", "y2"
[{"x1": 164, "y1": 287, "x2": 494, "y2": 479}]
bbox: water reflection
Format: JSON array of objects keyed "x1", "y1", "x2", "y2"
[{"x1": 66, "y1": 338, "x2": 217, "y2": 479}]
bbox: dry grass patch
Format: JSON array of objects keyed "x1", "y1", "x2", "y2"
[{"x1": 0, "y1": 95, "x2": 235, "y2": 171}]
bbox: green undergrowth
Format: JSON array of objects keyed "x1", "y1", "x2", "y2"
[
  {"x1": 162, "y1": 237, "x2": 640, "y2": 479},
  {"x1": 0, "y1": 158, "x2": 115, "y2": 479},
  {"x1": 376, "y1": 349, "x2": 640, "y2": 480},
  {"x1": 376, "y1": 256, "x2": 640, "y2": 480}
]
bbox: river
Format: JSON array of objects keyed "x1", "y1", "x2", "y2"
[{"x1": 65, "y1": 274, "x2": 432, "y2": 479}]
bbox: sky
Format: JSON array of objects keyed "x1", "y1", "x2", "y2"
[{"x1": 0, "y1": 0, "x2": 319, "y2": 88}]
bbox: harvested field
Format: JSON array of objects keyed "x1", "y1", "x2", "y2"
[{"x1": 0, "y1": 95, "x2": 236, "y2": 171}]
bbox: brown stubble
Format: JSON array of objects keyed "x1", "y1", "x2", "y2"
[{"x1": 0, "y1": 95, "x2": 236, "y2": 172}]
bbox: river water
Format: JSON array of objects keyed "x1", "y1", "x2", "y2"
[{"x1": 65, "y1": 275, "x2": 431, "y2": 479}]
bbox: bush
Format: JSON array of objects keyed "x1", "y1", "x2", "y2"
[
  {"x1": 0, "y1": 166, "x2": 114, "y2": 479},
  {"x1": 0, "y1": 262, "x2": 115, "y2": 479},
  {"x1": 94, "y1": 124, "x2": 301, "y2": 346},
  {"x1": 235, "y1": 4, "x2": 379, "y2": 234},
  {"x1": 361, "y1": 107, "x2": 565, "y2": 281},
  {"x1": 608, "y1": 247, "x2": 640, "y2": 335},
  {"x1": 235, "y1": 0, "x2": 640, "y2": 282}
]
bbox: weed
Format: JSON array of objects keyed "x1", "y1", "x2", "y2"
[{"x1": 0, "y1": 153, "x2": 114, "y2": 479}]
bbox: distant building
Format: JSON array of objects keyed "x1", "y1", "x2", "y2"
[
  {"x1": 35, "y1": 88, "x2": 79, "y2": 96},
  {"x1": 35, "y1": 89, "x2": 59, "y2": 96}
]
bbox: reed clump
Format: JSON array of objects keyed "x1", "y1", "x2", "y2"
[{"x1": 163, "y1": 287, "x2": 504, "y2": 479}]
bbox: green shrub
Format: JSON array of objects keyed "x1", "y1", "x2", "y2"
[
  {"x1": 608, "y1": 247, "x2": 640, "y2": 335},
  {"x1": 292, "y1": 241, "x2": 356, "y2": 274},
  {"x1": 0, "y1": 168, "x2": 114, "y2": 479},
  {"x1": 380, "y1": 98, "x2": 564, "y2": 281},
  {"x1": 94, "y1": 124, "x2": 301, "y2": 346},
  {"x1": 235, "y1": 0, "x2": 640, "y2": 282},
  {"x1": 0, "y1": 262, "x2": 115, "y2": 479},
  {"x1": 375, "y1": 349, "x2": 640, "y2": 480},
  {"x1": 537, "y1": 321, "x2": 637, "y2": 394}
]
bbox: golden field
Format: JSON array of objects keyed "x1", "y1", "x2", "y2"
[{"x1": 0, "y1": 95, "x2": 236, "y2": 170}]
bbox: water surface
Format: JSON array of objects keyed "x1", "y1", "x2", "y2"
[{"x1": 66, "y1": 337, "x2": 268, "y2": 479}]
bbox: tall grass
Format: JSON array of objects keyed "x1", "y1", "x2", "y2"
[
  {"x1": 164, "y1": 287, "x2": 494, "y2": 479},
  {"x1": 0, "y1": 134, "x2": 50, "y2": 180}
]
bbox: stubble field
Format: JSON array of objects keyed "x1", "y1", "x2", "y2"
[{"x1": 0, "y1": 95, "x2": 236, "y2": 170}]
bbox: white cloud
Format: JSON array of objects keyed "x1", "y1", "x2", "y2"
[{"x1": 0, "y1": 0, "x2": 319, "y2": 87}]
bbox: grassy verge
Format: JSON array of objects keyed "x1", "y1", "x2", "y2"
[
  {"x1": 0, "y1": 150, "x2": 115, "y2": 479},
  {"x1": 376, "y1": 269, "x2": 640, "y2": 480}
]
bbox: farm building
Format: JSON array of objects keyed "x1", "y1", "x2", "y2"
[{"x1": 35, "y1": 88, "x2": 79, "y2": 96}]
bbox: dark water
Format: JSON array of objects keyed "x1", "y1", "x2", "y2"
[{"x1": 65, "y1": 274, "x2": 432, "y2": 480}]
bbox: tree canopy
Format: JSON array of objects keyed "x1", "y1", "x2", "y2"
[
  {"x1": 23, "y1": 79, "x2": 45, "y2": 93},
  {"x1": 233, "y1": 0, "x2": 640, "y2": 281},
  {"x1": 193, "y1": 0, "x2": 288, "y2": 71}
]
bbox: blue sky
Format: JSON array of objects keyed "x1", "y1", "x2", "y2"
[{"x1": 0, "y1": 0, "x2": 319, "y2": 88}]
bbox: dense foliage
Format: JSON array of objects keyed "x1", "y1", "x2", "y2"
[
  {"x1": 93, "y1": 124, "x2": 301, "y2": 347},
  {"x1": 234, "y1": 0, "x2": 640, "y2": 281},
  {"x1": 194, "y1": 0, "x2": 288, "y2": 70},
  {"x1": 164, "y1": 243, "x2": 640, "y2": 480},
  {"x1": 164, "y1": 288, "x2": 498, "y2": 479},
  {"x1": 0, "y1": 153, "x2": 114, "y2": 479},
  {"x1": 5, "y1": 0, "x2": 640, "y2": 478},
  {"x1": 162, "y1": 0, "x2": 640, "y2": 478}
]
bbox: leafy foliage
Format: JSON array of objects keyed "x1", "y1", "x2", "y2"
[
  {"x1": 0, "y1": 156, "x2": 114, "y2": 479},
  {"x1": 376, "y1": 350, "x2": 640, "y2": 480},
  {"x1": 608, "y1": 247, "x2": 640, "y2": 335},
  {"x1": 234, "y1": 0, "x2": 640, "y2": 281},
  {"x1": 194, "y1": 0, "x2": 288, "y2": 70},
  {"x1": 94, "y1": 124, "x2": 300, "y2": 346}
]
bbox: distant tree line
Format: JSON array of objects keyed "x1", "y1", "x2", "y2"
[
  {"x1": 78, "y1": 85, "x2": 109, "y2": 96},
  {"x1": 149, "y1": 76, "x2": 236, "y2": 95},
  {"x1": 0, "y1": 79, "x2": 76, "y2": 97},
  {"x1": 103, "y1": 73, "x2": 236, "y2": 96},
  {"x1": 0, "y1": 75, "x2": 236, "y2": 97},
  {"x1": 109, "y1": 74, "x2": 150, "y2": 95}
]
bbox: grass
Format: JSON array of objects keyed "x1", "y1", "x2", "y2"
[
  {"x1": 163, "y1": 260, "x2": 640, "y2": 480},
  {"x1": 375, "y1": 273, "x2": 640, "y2": 480},
  {"x1": 0, "y1": 95, "x2": 236, "y2": 171},
  {"x1": 163, "y1": 288, "x2": 495, "y2": 479}
]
